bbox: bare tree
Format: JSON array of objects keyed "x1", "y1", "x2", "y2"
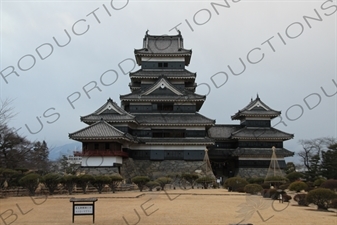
[
  {"x1": 0, "y1": 98, "x2": 16, "y2": 131},
  {"x1": 297, "y1": 137, "x2": 337, "y2": 181}
]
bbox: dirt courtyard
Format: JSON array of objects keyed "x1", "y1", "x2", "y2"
[{"x1": 1, "y1": 189, "x2": 336, "y2": 225}]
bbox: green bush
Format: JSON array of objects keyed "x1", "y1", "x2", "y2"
[
  {"x1": 313, "y1": 178, "x2": 326, "y2": 187},
  {"x1": 286, "y1": 172, "x2": 304, "y2": 182},
  {"x1": 320, "y1": 179, "x2": 337, "y2": 191},
  {"x1": 146, "y1": 181, "x2": 160, "y2": 191},
  {"x1": 269, "y1": 189, "x2": 278, "y2": 200},
  {"x1": 132, "y1": 176, "x2": 150, "y2": 192},
  {"x1": 224, "y1": 177, "x2": 248, "y2": 192},
  {"x1": 330, "y1": 198, "x2": 337, "y2": 209},
  {"x1": 109, "y1": 175, "x2": 123, "y2": 193},
  {"x1": 196, "y1": 176, "x2": 215, "y2": 189},
  {"x1": 279, "y1": 183, "x2": 290, "y2": 190},
  {"x1": 61, "y1": 175, "x2": 78, "y2": 195},
  {"x1": 306, "y1": 188, "x2": 337, "y2": 210},
  {"x1": 155, "y1": 177, "x2": 172, "y2": 190},
  {"x1": 265, "y1": 176, "x2": 288, "y2": 183},
  {"x1": 247, "y1": 177, "x2": 265, "y2": 184},
  {"x1": 282, "y1": 194, "x2": 292, "y2": 202},
  {"x1": 19, "y1": 173, "x2": 41, "y2": 196},
  {"x1": 244, "y1": 184, "x2": 263, "y2": 194},
  {"x1": 288, "y1": 181, "x2": 308, "y2": 192},
  {"x1": 294, "y1": 193, "x2": 309, "y2": 206},
  {"x1": 91, "y1": 175, "x2": 111, "y2": 194},
  {"x1": 181, "y1": 173, "x2": 199, "y2": 189},
  {"x1": 76, "y1": 174, "x2": 94, "y2": 194},
  {"x1": 0, "y1": 168, "x2": 20, "y2": 188},
  {"x1": 261, "y1": 183, "x2": 271, "y2": 189},
  {"x1": 42, "y1": 173, "x2": 62, "y2": 195}
]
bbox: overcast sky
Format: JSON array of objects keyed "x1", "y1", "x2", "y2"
[{"x1": 1, "y1": 0, "x2": 336, "y2": 163}]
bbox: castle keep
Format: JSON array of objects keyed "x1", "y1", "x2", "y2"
[{"x1": 69, "y1": 32, "x2": 294, "y2": 179}]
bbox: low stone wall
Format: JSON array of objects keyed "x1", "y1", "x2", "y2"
[
  {"x1": 78, "y1": 167, "x2": 119, "y2": 176},
  {"x1": 237, "y1": 167, "x2": 268, "y2": 178}
]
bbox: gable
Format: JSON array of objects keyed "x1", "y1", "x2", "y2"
[
  {"x1": 247, "y1": 100, "x2": 269, "y2": 111},
  {"x1": 142, "y1": 78, "x2": 183, "y2": 96}
]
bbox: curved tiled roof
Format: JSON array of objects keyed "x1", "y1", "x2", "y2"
[
  {"x1": 137, "y1": 137, "x2": 214, "y2": 145},
  {"x1": 130, "y1": 69, "x2": 196, "y2": 79},
  {"x1": 135, "y1": 113, "x2": 215, "y2": 126},
  {"x1": 81, "y1": 98, "x2": 137, "y2": 124},
  {"x1": 121, "y1": 77, "x2": 205, "y2": 102},
  {"x1": 69, "y1": 120, "x2": 136, "y2": 142},
  {"x1": 134, "y1": 32, "x2": 192, "y2": 65},
  {"x1": 231, "y1": 127, "x2": 293, "y2": 140},
  {"x1": 231, "y1": 95, "x2": 281, "y2": 120}
]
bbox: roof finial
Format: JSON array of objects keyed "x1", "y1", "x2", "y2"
[
  {"x1": 257, "y1": 93, "x2": 260, "y2": 100},
  {"x1": 251, "y1": 97, "x2": 253, "y2": 102},
  {"x1": 177, "y1": 30, "x2": 181, "y2": 35},
  {"x1": 146, "y1": 29, "x2": 149, "y2": 35}
]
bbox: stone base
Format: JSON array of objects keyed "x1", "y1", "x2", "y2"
[
  {"x1": 121, "y1": 158, "x2": 212, "y2": 181},
  {"x1": 77, "y1": 159, "x2": 214, "y2": 182},
  {"x1": 237, "y1": 167, "x2": 268, "y2": 178}
]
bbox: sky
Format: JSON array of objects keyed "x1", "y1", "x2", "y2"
[{"x1": 0, "y1": 0, "x2": 336, "y2": 164}]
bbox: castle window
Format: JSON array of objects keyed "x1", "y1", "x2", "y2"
[
  {"x1": 158, "y1": 62, "x2": 168, "y2": 68},
  {"x1": 157, "y1": 103, "x2": 173, "y2": 111}
]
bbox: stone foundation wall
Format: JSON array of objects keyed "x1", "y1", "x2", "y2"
[
  {"x1": 237, "y1": 168, "x2": 268, "y2": 178},
  {"x1": 78, "y1": 159, "x2": 213, "y2": 181},
  {"x1": 121, "y1": 158, "x2": 209, "y2": 181}
]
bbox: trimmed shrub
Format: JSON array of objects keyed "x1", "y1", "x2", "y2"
[
  {"x1": 146, "y1": 181, "x2": 160, "y2": 191},
  {"x1": 269, "y1": 189, "x2": 278, "y2": 200},
  {"x1": 181, "y1": 173, "x2": 199, "y2": 189},
  {"x1": 329, "y1": 198, "x2": 337, "y2": 209},
  {"x1": 61, "y1": 175, "x2": 78, "y2": 195},
  {"x1": 91, "y1": 175, "x2": 111, "y2": 194},
  {"x1": 279, "y1": 183, "x2": 290, "y2": 190},
  {"x1": 196, "y1": 176, "x2": 215, "y2": 189},
  {"x1": 306, "y1": 188, "x2": 337, "y2": 210},
  {"x1": 42, "y1": 173, "x2": 62, "y2": 195},
  {"x1": 265, "y1": 176, "x2": 288, "y2": 182},
  {"x1": 320, "y1": 179, "x2": 337, "y2": 191},
  {"x1": 132, "y1": 176, "x2": 150, "y2": 192},
  {"x1": 76, "y1": 174, "x2": 94, "y2": 194},
  {"x1": 262, "y1": 189, "x2": 269, "y2": 198},
  {"x1": 313, "y1": 178, "x2": 326, "y2": 187},
  {"x1": 109, "y1": 175, "x2": 123, "y2": 193},
  {"x1": 288, "y1": 181, "x2": 308, "y2": 192},
  {"x1": 155, "y1": 177, "x2": 172, "y2": 190},
  {"x1": 224, "y1": 177, "x2": 248, "y2": 192},
  {"x1": 0, "y1": 168, "x2": 20, "y2": 188},
  {"x1": 261, "y1": 183, "x2": 271, "y2": 189},
  {"x1": 282, "y1": 194, "x2": 292, "y2": 202},
  {"x1": 294, "y1": 193, "x2": 309, "y2": 206},
  {"x1": 19, "y1": 173, "x2": 41, "y2": 196},
  {"x1": 247, "y1": 177, "x2": 265, "y2": 184},
  {"x1": 244, "y1": 184, "x2": 263, "y2": 194},
  {"x1": 286, "y1": 172, "x2": 304, "y2": 182}
]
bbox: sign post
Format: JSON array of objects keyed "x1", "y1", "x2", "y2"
[{"x1": 70, "y1": 197, "x2": 98, "y2": 223}]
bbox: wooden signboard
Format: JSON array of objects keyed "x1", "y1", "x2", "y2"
[{"x1": 70, "y1": 198, "x2": 98, "y2": 223}]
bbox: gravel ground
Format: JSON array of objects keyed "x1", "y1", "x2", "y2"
[{"x1": 1, "y1": 189, "x2": 336, "y2": 225}]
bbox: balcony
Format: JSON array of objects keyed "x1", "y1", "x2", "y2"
[{"x1": 74, "y1": 150, "x2": 129, "y2": 158}]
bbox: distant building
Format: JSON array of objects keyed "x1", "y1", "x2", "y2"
[
  {"x1": 69, "y1": 31, "x2": 294, "y2": 179},
  {"x1": 67, "y1": 155, "x2": 82, "y2": 166}
]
